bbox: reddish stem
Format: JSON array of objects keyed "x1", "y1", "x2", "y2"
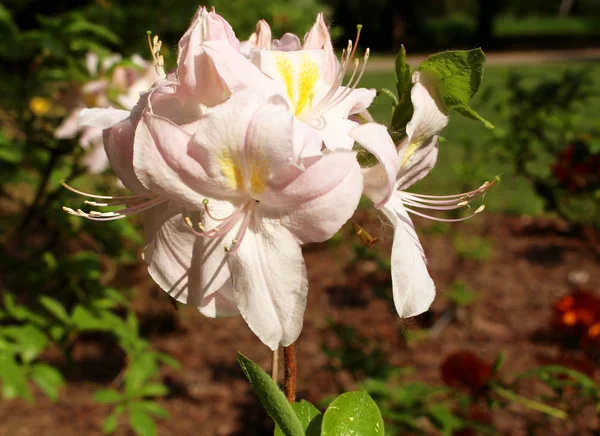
[{"x1": 283, "y1": 343, "x2": 297, "y2": 403}]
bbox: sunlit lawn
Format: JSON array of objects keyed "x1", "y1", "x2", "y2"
[{"x1": 360, "y1": 61, "x2": 600, "y2": 216}]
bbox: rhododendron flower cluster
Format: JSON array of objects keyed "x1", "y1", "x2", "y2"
[{"x1": 62, "y1": 7, "x2": 494, "y2": 349}]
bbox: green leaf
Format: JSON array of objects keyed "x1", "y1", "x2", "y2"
[
  {"x1": 391, "y1": 45, "x2": 414, "y2": 140},
  {"x1": 31, "y1": 363, "x2": 64, "y2": 401},
  {"x1": 129, "y1": 407, "x2": 156, "y2": 436},
  {"x1": 39, "y1": 296, "x2": 70, "y2": 324},
  {"x1": 0, "y1": 354, "x2": 32, "y2": 401},
  {"x1": 3, "y1": 293, "x2": 48, "y2": 326},
  {"x1": 71, "y1": 306, "x2": 106, "y2": 330},
  {"x1": 133, "y1": 401, "x2": 170, "y2": 418},
  {"x1": 138, "y1": 383, "x2": 169, "y2": 398},
  {"x1": 102, "y1": 406, "x2": 124, "y2": 434},
  {"x1": 237, "y1": 352, "x2": 303, "y2": 436},
  {"x1": 157, "y1": 353, "x2": 180, "y2": 370},
  {"x1": 428, "y1": 404, "x2": 463, "y2": 434},
  {"x1": 94, "y1": 389, "x2": 123, "y2": 404},
  {"x1": 125, "y1": 354, "x2": 160, "y2": 396},
  {"x1": 418, "y1": 48, "x2": 493, "y2": 129},
  {"x1": 275, "y1": 400, "x2": 322, "y2": 436},
  {"x1": 3, "y1": 325, "x2": 49, "y2": 362},
  {"x1": 395, "y1": 45, "x2": 412, "y2": 99},
  {"x1": 321, "y1": 391, "x2": 384, "y2": 436}
]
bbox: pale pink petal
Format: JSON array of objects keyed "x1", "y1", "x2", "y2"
[
  {"x1": 303, "y1": 13, "x2": 336, "y2": 84},
  {"x1": 319, "y1": 87, "x2": 376, "y2": 122},
  {"x1": 319, "y1": 118, "x2": 357, "y2": 151},
  {"x1": 176, "y1": 7, "x2": 239, "y2": 106},
  {"x1": 254, "y1": 19, "x2": 272, "y2": 49},
  {"x1": 382, "y1": 193, "x2": 435, "y2": 317},
  {"x1": 82, "y1": 139, "x2": 109, "y2": 173},
  {"x1": 261, "y1": 151, "x2": 363, "y2": 243},
  {"x1": 396, "y1": 71, "x2": 448, "y2": 190},
  {"x1": 198, "y1": 281, "x2": 239, "y2": 318},
  {"x1": 143, "y1": 202, "x2": 232, "y2": 307},
  {"x1": 203, "y1": 41, "x2": 274, "y2": 95},
  {"x1": 55, "y1": 110, "x2": 81, "y2": 139},
  {"x1": 133, "y1": 113, "x2": 217, "y2": 208},
  {"x1": 78, "y1": 108, "x2": 131, "y2": 130},
  {"x1": 272, "y1": 33, "x2": 302, "y2": 51},
  {"x1": 351, "y1": 123, "x2": 400, "y2": 207},
  {"x1": 103, "y1": 117, "x2": 147, "y2": 193},
  {"x1": 85, "y1": 52, "x2": 98, "y2": 76},
  {"x1": 395, "y1": 136, "x2": 440, "y2": 191},
  {"x1": 146, "y1": 84, "x2": 204, "y2": 125},
  {"x1": 228, "y1": 220, "x2": 307, "y2": 350}
]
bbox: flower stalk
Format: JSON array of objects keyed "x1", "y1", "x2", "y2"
[{"x1": 283, "y1": 343, "x2": 297, "y2": 403}]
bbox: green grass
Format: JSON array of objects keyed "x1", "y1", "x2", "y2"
[
  {"x1": 495, "y1": 15, "x2": 600, "y2": 37},
  {"x1": 359, "y1": 62, "x2": 600, "y2": 216}
]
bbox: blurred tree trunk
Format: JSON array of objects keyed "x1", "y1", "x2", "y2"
[
  {"x1": 558, "y1": 0, "x2": 575, "y2": 16},
  {"x1": 391, "y1": 0, "x2": 417, "y2": 50},
  {"x1": 474, "y1": 0, "x2": 501, "y2": 49}
]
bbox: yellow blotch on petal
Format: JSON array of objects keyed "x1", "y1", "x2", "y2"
[
  {"x1": 295, "y1": 56, "x2": 319, "y2": 116},
  {"x1": 401, "y1": 138, "x2": 424, "y2": 167},
  {"x1": 249, "y1": 152, "x2": 270, "y2": 195},
  {"x1": 276, "y1": 54, "x2": 295, "y2": 109},
  {"x1": 218, "y1": 148, "x2": 244, "y2": 191},
  {"x1": 275, "y1": 53, "x2": 320, "y2": 116}
]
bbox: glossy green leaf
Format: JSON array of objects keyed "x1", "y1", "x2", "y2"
[
  {"x1": 321, "y1": 391, "x2": 384, "y2": 436},
  {"x1": 237, "y1": 353, "x2": 303, "y2": 436},
  {"x1": 274, "y1": 400, "x2": 322, "y2": 436}
]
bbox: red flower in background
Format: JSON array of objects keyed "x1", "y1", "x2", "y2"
[
  {"x1": 551, "y1": 138, "x2": 600, "y2": 192},
  {"x1": 440, "y1": 350, "x2": 493, "y2": 395}
]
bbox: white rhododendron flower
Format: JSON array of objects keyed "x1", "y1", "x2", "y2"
[{"x1": 362, "y1": 71, "x2": 497, "y2": 317}]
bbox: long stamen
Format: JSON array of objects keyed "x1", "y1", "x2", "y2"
[
  {"x1": 301, "y1": 34, "x2": 370, "y2": 122},
  {"x1": 400, "y1": 178, "x2": 497, "y2": 221},
  {"x1": 225, "y1": 207, "x2": 253, "y2": 254},
  {"x1": 63, "y1": 196, "x2": 164, "y2": 221},
  {"x1": 184, "y1": 201, "x2": 250, "y2": 239},
  {"x1": 404, "y1": 206, "x2": 485, "y2": 223},
  {"x1": 62, "y1": 181, "x2": 155, "y2": 201},
  {"x1": 319, "y1": 48, "x2": 370, "y2": 112}
]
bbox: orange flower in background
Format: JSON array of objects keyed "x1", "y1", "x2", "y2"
[
  {"x1": 552, "y1": 289, "x2": 600, "y2": 334},
  {"x1": 440, "y1": 350, "x2": 493, "y2": 395}
]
